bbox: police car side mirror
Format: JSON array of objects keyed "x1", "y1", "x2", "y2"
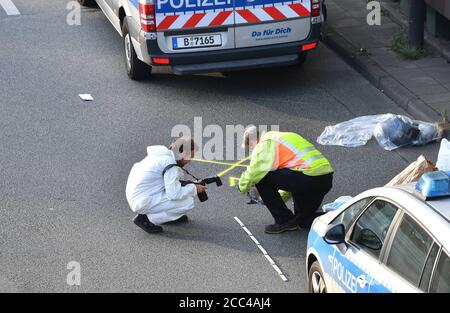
[{"x1": 323, "y1": 224, "x2": 346, "y2": 245}]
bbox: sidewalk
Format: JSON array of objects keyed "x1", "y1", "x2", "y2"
[{"x1": 323, "y1": 0, "x2": 450, "y2": 122}]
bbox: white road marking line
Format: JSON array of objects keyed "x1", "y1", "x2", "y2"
[
  {"x1": 0, "y1": 0, "x2": 20, "y2": 15},
  {"x1": 257, "y1": 245, "x2": 268, "y2": 255},
  {"x1": 264, "y1": 254, "x2": 275, "y2": 265},
  {"x1": 233, "y1": 216, "x2": 245, "y2": 227},
  {"x1": 79, "y1": 94, "x2": 94, "y2": 101},
  {"x1": 272, "y1": 265, "x2": 283, "y2": 275},
  {"x1": 242, "y1": 226, "x2": 253, "y2": 236},
  {"x1": 233, "y1": 216, "x2": 289, "y2": 282},
  {"x1": 249, "y1": 235, "x2": 260, "y2": 245}
]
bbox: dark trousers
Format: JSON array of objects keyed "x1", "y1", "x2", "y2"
[{"x1": 256, "y1": 169, "x2": 333, "y2": 227}]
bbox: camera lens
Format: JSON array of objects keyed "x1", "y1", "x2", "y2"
[{"x1": 198, "y1": 191, "x2": 208, "y2": 202}]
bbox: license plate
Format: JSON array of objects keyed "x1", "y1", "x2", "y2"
[{"x1": 172, "y1": 34, "x2": 222, "y2": 50}]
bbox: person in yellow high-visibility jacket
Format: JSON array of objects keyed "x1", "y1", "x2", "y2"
[{"x1": 239, "y1": 126, "x2": 334, "y2": 234}]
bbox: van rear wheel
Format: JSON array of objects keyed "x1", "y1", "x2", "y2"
[
  {"x1": 77, "y1": 0, "x2": 96, "y2": 7},
  {"x1": 122, "y1": 21, "x2": 151, "y2": 80}
]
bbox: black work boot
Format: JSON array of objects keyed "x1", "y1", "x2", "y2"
[
  {"x1": 162, "y1": 215, "x2": 188, "y2": 225},
  {"x1": 133, "y1": 214, "x2": 163, "y2": 234},
  {"x1": 264, "y1": 222, "x2": 300, "y2": 234}
]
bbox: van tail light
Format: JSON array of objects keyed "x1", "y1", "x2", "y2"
[
  {"x1": 152, "y1": 57, "x2": 170, "y2": 65},
  {"x1": 139, "y1": 1, "x2": 156, "y2": 33},
  {"x1": 301, "y1": 42, "x2": 318, "y2": 52},
  {"x1": 311, "y1": 0, "x2": 321, "y2": 17}
]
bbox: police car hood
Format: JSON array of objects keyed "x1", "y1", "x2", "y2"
[
  {"x1": 318, "y1": 210, "x2": 341, "y2": 226},
  {"x1": 311, "y1": 210, "x2": 343, "y2": 236},
  {"x1": 146, "y1": 145, "x2": 173, "y2": 158}
]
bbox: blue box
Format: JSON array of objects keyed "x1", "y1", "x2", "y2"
[{"x1": 416, "y1": 171, "x2": 450, "y2": 198}]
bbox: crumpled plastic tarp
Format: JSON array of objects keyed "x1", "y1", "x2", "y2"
[
  {"x1": 436, "y1": 138, "x2": 450, "y2": 172},
  {"x1": 317, "y1": 114, "x2": 441, "y2": 151}
]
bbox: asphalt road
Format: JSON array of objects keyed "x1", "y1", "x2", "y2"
[{"x1": 0, "y1": 0, "x2": 442, "y2": 292}]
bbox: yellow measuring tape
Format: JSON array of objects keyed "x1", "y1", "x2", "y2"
[
  {"x1": 190, "y1": 157, "x2": 250, "y2": 186},
  {"x1": 191, "y1": 158, "x2": 248, "y2": 168},
  {"x1": 216, "y1": 156, "x2": 250, "y2": 177}
]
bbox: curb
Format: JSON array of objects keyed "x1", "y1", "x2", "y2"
[{"x1": 323, "y1": 26, "x2": 441, "y2": 123}]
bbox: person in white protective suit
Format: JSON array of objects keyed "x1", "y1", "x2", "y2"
[{"x1": 126, "y1": 137, "x2": 206, "y2": 234}]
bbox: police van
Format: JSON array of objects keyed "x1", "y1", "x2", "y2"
[
  {"x1": 78, "y1": 0, "x2": 326, "y2": 79},
  {"x1": 306, "y1": 171, "x2": 450, "y2": 293}
]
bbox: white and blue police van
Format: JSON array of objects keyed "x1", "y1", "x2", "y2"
[
  {"x1": 78, "y1": 0, "x2": 326, "y2": 79},
  {"x1": 306, "y1": 171, "x2": 450, "y2": 293}
]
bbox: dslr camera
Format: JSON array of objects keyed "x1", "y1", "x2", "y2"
[{"x1": 181, "y1": 176, "x2": 223, "y2": 202}]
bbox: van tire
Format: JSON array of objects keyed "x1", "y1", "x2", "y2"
[
  {"x1": 122, "y1": 21, "x2": 151, "y2": 81},
  {"x1": 78, "y1": 0, "x2": 96, "y2": 7},
  {"x1": 308, "y1": 261, "x2": 327, "y2": 293},
  {"x1": 297, "y1": 52, "x2": 307, "y2": 66}
]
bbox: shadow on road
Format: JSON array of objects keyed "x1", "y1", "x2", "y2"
[
  {"x1": 139, "y1": 62, "x2": 344, "y2": 123},
  {"x1": 145, "y1": 220, "x2": 309, "y2": 259}
]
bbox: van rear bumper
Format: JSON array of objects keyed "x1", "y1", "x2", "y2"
[
  {"x1": 143, "y1": 24, "x2": 322, "y2": 74},
  {"x1": 154, "y1": 40, "x2": 316, "y2": 75},
  {"x1": 172, "y1": 54, "x2": 299, "y2": 75}
]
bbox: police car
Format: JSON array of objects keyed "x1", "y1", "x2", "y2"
[
  {"x1": 78, "y1": 0, "x2": 326, "y2": 79},
  {"x1": 306, "y1": 171, "x2": 450, "y2": 293}
]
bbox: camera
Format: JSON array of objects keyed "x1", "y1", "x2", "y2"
[
  {"x1": 196, "y1": 176, "x2": 223, "y2": 202},
  {"x1": 180, "y1": 176, "x2": 222, "y2": 202},
  {"x1": 201, "y1": 176, "x2": 223, "y2": 187}
]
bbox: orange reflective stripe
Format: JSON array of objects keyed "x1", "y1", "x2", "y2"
[
  {"x1": 287, "y1": 147, "x2": 316, "y2": 168},
  {"x1": 273, "y1": 137, "x2": 318, "y2": 170},
  {"x1": 276, "y1": 142, "x2": 296, "y2": 167},
  {"x1": 261, "y1": 131, "x2": 332, "y2": 176},
  {"x1": 285, "y1": 155, "x2": 308, "y2": 169}
]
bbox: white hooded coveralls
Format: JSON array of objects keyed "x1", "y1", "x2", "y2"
[{"x1": 126, "y1": 145, "x2": 197, "y2": 225}]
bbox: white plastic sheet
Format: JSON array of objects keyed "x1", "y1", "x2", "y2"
[
  {"x1": 436, "y1": 138, "x2": 450, "y2": 172},
  {"x1": 317, "y1": 114, "x2": 441, "y2": 151}
]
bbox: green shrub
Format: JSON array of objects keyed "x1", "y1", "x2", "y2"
[{"x1": 391, "y1": 32, "x2": 427, "y2": 60}]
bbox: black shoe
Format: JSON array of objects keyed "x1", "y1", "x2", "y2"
[
  {"x1": 264, "y1": 223, "x2": 300, "y2": 234},
  {"x1": 162, "y1": 215, "x2": 188, "y2": 225},
  {"x1": 133, "y1": 214, "x2": 163, "y2": 234}
]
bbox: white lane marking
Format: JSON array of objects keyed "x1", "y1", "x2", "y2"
[
  {"x1": 79, "y1": 94, "x2": 94, "y2": 101},
  {"x1": 0, "y1": 0, "x2": 20, "y2": 15},
  {"x1": 272, "y1": 265, "x2": 283, "y2": 275},
  {"x1": 264, "y1": 254, "x2": 275, "y2": 265},
  {"x1": 249, "y1": 235, "x2": 260, "y2": 245},
  {"x1": 257, "y1": 245, "x2": 268, "y2": 255},
  {"x1": 233, "y1": 216, "x2": 244, "y2": 227},
  {"x1": 233, "y1": 216, "x2": 289, "y2": 282},
  {"x1": 242, "y1": 226, "x2": 253, "y2": 236}
]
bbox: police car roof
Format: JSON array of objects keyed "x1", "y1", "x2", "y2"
[{"x1": 395, "y1": 183, "x2": 450, "y2": 223}]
